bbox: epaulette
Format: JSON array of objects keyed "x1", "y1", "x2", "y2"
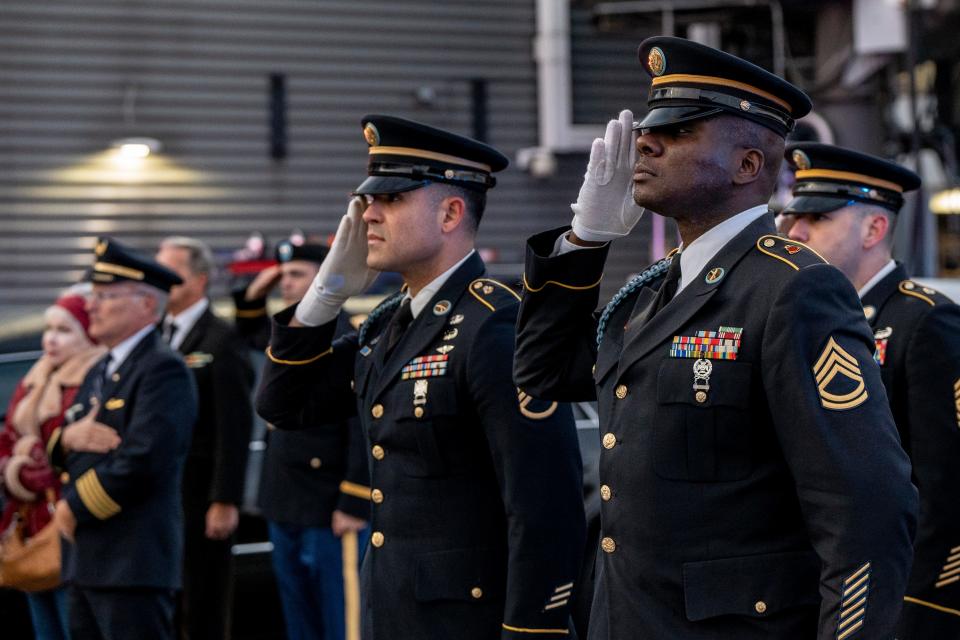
[
  {"x1": 468, "y1": 278, "x2": 521, "y2": 312},
  {"x1": 897, "y1": 280, "x2": 950, "y2": 307},
  {"x1": 358, "y1": 290, "x2": 406, "y2": 345},
  {"x1": 597, "y1": 257, "x2": 672, "y2": 346},
  {"x1": 755, "y1": 235, "x2": 826, "y2": 270}
]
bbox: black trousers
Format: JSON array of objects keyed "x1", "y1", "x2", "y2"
[
  {"x1": 178, "y1": 522, "x2": 234, "y2": 640},
  {"x1": 69, "y1": 585, "x2": 175, "y2": 640}
]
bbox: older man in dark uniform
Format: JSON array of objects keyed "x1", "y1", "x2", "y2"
[
  {"x1": 782, "y1": 143, "x2": 960, "y2": 637},
  {"x1": 514, "y1": 37, "x2": 918, "y2": 639},
  {"x1": 50, "y1": 238, "x2": 198, "y2": 640},
  {"x1": 257, "y1": 115, "x2": 586, "y2": 639},
  {"x1": 156, "y1": 236, "x2": 255, "y2": 640}
]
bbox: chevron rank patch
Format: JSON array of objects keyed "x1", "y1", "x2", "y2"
[
  {"x1": 813, "y1": 337, "x2": 868, "y2": 410},
  {"x1": 936, "y1": 544, "x2": 960, "y2": 588},
  {"x1": 955, "y1": 379, "x2": 960, "y2": 429},
  {"x1": 670, "y1": 326, "x2": 742, "y2": 360},
  {"x1": 401, "y1": 354, "x2": 448, "y2": 380},
  {"x1": 543, "y1": 581, "x2": 573, "y2": 611},
  {"x1": 837, "y1": 562, "x2": 870, "y2": 639},
  {"x1": 517, "y1": 388, "x2": 558, "y2": 420}
]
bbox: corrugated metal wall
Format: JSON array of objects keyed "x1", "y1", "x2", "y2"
[{"x1": 0, "y1": 0, "x2": 655, "y2": 311}]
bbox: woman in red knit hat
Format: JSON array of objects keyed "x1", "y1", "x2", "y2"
[{"x1": 0, "y1": 287, "x2": 107, "y2": 639}]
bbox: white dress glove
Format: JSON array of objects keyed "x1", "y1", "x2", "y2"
[
  {"x1": 294, "y1": 197, "x2": 381, "y2": 326},
  {"x1": 570, "y1": 109, "x2": 645, "y2": 242}
]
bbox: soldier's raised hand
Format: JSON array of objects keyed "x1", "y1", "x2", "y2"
[
  {"x1": 570, "y1": 109, "x2": 645, "y2": 242},
  {"x1": 294, "y1": 197, "x2": 382, "y2": 326}
]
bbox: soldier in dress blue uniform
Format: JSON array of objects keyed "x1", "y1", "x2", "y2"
[
  {"x1": 257, "y1": 115, "x2": 586, "y2": 639},
  {"x1": 50, "y1": 238, "x2": 198, "y2": 640},
  {"x1": 234, "y1": 240, "x2": 371, "y2": 640},
  {"x1": 781, "y1": 143, "x2": 960, "y2": 637},
  {"x1": 513, "y1": 36, "x2": 919, "y2": 640}
]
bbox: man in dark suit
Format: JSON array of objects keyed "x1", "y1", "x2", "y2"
[
  {"x1": 155, "y1": 236, "x2": 255, "y2": 640},
  {"x1": 233, "y1": 240, "x2": 370, "y2": 640},
  {"x1": 781, "y1": 143, "x2": 960, "y2": 637},
  {"x1": 257, "y1": 115, "x2": 586, "y2": 639},
  {"x1": 50, "y1": 237, "x2": 197, "y2": 640},
  {"x1": 513, "y1": 37, "x2": 918, "y2": 639}
]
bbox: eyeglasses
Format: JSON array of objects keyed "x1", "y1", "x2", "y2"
[{"x1": 85, "y1": 290, "x2": 147, "y2": 303}]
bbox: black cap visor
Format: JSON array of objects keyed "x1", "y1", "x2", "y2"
[
  {"x1": 634, "y1": 105, "x2": 724, "y2": 131},
  {"x1": 782, "y1": 195, "x2": 854, "y2": 215},
  {"x1": 352, "y1": 175, "x2": 430, "y2": 196}
]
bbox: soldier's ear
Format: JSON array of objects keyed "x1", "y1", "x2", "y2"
[
  {"x1": 732, "y1": 147, "x2": 765, "y2": 186},
  {"x1": 862, "y1": 210, "x2": 891, "y2": 250},
  {"x1": 439, "y1": 196, "x2": 466, "y2": 233}
]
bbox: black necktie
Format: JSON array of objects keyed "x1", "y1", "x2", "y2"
[
  {"x1": 651, "y1": 255, "x2": 683, "y2": 316},
  {"x1": 384, "y1": 298, "x2": 414, "y2": 355},
  {"x1": 90, "y1": 354, "x2": 112, "y2": 401},
  {"x1": 162, "y1": 319, "x2": 178, "y2": 344}
]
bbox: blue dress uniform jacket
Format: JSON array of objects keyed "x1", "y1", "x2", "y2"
[
  {"x1": 232, "y1": 292, "x2": 371, "y2": 527},
  {"x1": 54, "y1": 329, "x2": 197, "y2": 589},
  {"x1": 514, "y1": 214, "x2": 918, "y2": 640},
  {"x1": 861, "y1": 265, "x2": 960, "y2": 636},
  {"x1": 257, "y1": 253, "x2": 586, "y2": 640}
]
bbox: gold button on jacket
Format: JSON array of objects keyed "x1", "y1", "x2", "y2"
[{"x1": 371, "y1": 531, "x2": 385, "y2": 547}]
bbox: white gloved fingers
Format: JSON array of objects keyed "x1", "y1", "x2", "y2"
[
  {"x1": 599, "y1": 118, "x2": 623, "y2": 185},
  {"x1": 615, "y1": 109, "x2": 635, "y2": 170},
  {"x1": 585, "y1": 137, "x2": 606, "y2": 183}
]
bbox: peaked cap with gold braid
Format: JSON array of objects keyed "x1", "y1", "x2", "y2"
[
  {"x1": 784, "y1": 142, "x2": 921, "y2": 214},
  {"x1": 636, "y1": 36, "x2": 811, "y2": 136},
  {"x1": 353, "y1": 114, "x2": 509, "y2": 195},
  {"x1": 84, "y1": 236, "x2": 182, "y2": 291}
]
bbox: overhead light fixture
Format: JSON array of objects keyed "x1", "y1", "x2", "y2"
[{"x1": 112, "y1": 136, "x2": 163, "y2": 159}]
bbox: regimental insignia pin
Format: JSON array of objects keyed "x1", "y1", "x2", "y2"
[
  {"x1": 874, "y1": 326, "x2": 893, "y2": 340},
  {"x1": 449, "y1": 314, "x2": 465, "y2": 325},
  {"x1": 647, "y1": 46, "x2": 666, "y2": 76},
  {"x1": 436, "y1": 344, "x2": 455, "y2": 355},
  {"x1": 704, "y1": 267, "x2": 725, "y2": 284},
  {"x1": 433, "y1": 300, "x2": 451, "y2": 315},
  {"x1": 863, "y1": 305, "x2": 876, "y2": 321},
  {"x1": 363, "y1": 123, "x2": 380, "y2": 146},
  {"x1": 443, "y1": 328, "x2": 458, "y2": 341},
  {"x1": 472, "y1": 282, "x2": 484, "y2": 290},
  {"x1": 792, "y1": 149, "x2": 811, "y2": 170},
  {"x1": 812, "y1": 337, "x2": 869, "y2": 410},
  {"x1": 785, "y1": 244, "x2": 801, "y2": 255},
  {"x1": 483, "y1": 285, "x2": 494, "y2": 295}
]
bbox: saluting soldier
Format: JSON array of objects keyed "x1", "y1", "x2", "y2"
[
  {"x1": 51, "y1": 238, "x2": 198, "y2": 640},
  {"x1": 782, "y1": 143, "x2": 960, "y2": 637},
  {"x1": 257, "y1": 115, "x2": 586, "y2": 639},
  {"x1": 514, "y1": 37, "x2": 918, "y2": 639},
  {"x1": 234, "y1": 240, "x2": 371, "y2": 640}
]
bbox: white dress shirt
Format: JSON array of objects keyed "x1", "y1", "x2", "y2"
[
  {"x1": 164, "y1": 297, "x2": 209, "y2": 350},
  {"x1": 106, "y1": 324, "x2": 156, "y2": 377},
  {"x1": 857, "y1": 259, "x2": 897, "y2": 299},
  {"x1": 406, "y1": 250, "x2": 476, "y2": 319}
]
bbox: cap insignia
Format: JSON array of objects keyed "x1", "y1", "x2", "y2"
[
  {"x1": 792, "y1": 149, "x2": 811, "y2": 171},
  {"x1": 739, "y1": 100, "x2": 751, "y2": 111},
  {"x1": 363, "y1": 123, "x2": 380, "y2": 146},
  {"x1": 278, "y1": 242, "x2": 293, "y2": 262},
  {"x1": 648, "y1": 47, "x2": 666, "y2": 77}
]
